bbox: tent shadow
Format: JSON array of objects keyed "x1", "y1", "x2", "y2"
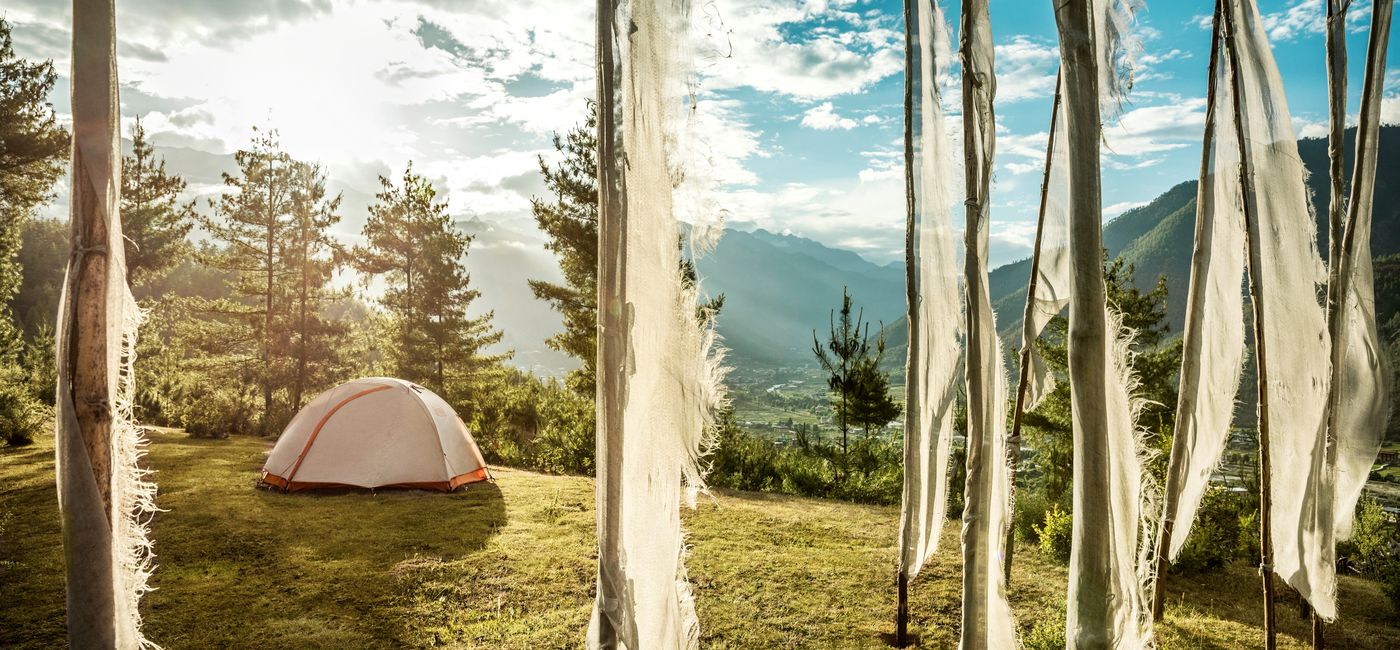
[{"x1": 254, "y1": 479, "x2": 510, "y2": 559}]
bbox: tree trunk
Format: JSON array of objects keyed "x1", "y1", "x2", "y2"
[{"x1": 263, "y1": 153, "x2": 276, "y2": 431}]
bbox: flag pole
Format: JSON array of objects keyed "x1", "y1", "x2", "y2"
[
  {"x1": 897, "y1": 0, "x2": 915, "y2": 641},
  {"x1": 1220, "y1": 2, "x2": 1277, "y2": 646},
  {"x1": 1153, "y1": 0, "x2": 1225, "y2": 622},
  {"x1": 1316, "y1": 1, "x2": 1350, "y2": 644},
  {"x1": 1003, "y1": 73, "x2": 1062, "y2": 585},
  {"x1": 593, "y1": 0, "x2": 626, "y2": 645},
  {"x1": 1318, "y1": 1, "x2": 1394, "y2": 647}
]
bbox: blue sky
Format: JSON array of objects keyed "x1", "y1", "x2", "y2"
[{"x1": 6, "y1": 0, "x2": 1399, "y2": 271}]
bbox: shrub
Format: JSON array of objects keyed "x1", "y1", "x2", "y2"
[
  {"x1": 1036, "y1": 505, "x2": 1073, "y2": 565},
  {"x1": 1173, "y1": 486, "x2": 1248, "y2": 574},
  {"x1": 1013, "y1": 486, "x2": 1054, "y2": 546},
  {"x1": 180, "y1": 383, "x2": 258, "y2": 439},
  {"x1": 1022, "y1": 602, "x2": 1067, "y2": 650},
  {"x1": 0, "y1": 363, "x2": 49, "y2": 446},
  {"x1": 1338, "y1": 497, "x2": 1398, "y2": 575},
  {"x1": 1338, "y1": 496, "x2": 1400, "y2": 612}
]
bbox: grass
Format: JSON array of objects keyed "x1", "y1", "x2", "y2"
[{"x1": 3, "y1": 431, "x2": 1397, "y2": 648}]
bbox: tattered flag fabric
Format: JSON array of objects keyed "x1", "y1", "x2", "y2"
[
  {"x1": 1055, "y1": 0, "x2": 1156, "y2": 646},
  {"x1": 956, "y1": 1, "x2": 1017, "y2": 647},
  {"x1": 1160, "y1": 7, "x2": 1248, "y2": 564},
  {"x1": 592, "y1": 0, "x2": 726, "y2": 647},
  {"x1": 1328, "y1": 0, "x2": 1393, "y2": 568},
  {"x1": 897, "y1": 0, "x2": 962, "y2": 582},
  {"x1": 55, "y1": 0, "x2": 158, "y2": 648},
  {"x1": 1019, "y1": 79, "x2": 1071, "y2": 411},
  {"x1": 1224, "y1": 0, "x2": 1336, "y2": 619}
]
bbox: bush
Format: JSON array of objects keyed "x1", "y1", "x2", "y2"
[
  {"x1": 1173, "y1": 486, "x2": 1248, "y2": 574},
  {"x1": 1022, "y1": 602, "x2": 1066, "y2": 650},
  {"x1": 1338, "y1": 496, "x2": 1400, "y2": 612},
  {"x1": 1036, "y1": 505, "x2": 1073, "y2": 565},
  {"x1": 180, "y1": 383, "x2": 259, "y2": 439},
  {"x1": 0, "y1": 363, "x2": 49, "y2": 446},
  {"x1": 1338, "y1": 497, "x2": 1399, "y2": 574},
  {"x1": 1013, "y1": 486, "x2": 1055, "y2": 546}
]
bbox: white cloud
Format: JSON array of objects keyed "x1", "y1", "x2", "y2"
[
  {"x1": 1256, "y1": 0, "x2": 1373, "y2": 42},
  {"x1": 994, "y1": 37, "x2": 1059, "y2": 103},
  {"x1": 1103, "y1": 97, "x2": 1208, "y2": 157},
  {"x1": 1105, "y1": 201, "x2": 1149, "y2": 217},
  {"x1": 699, "y1": 0, "x2": 903, "y2": 99},
  {"x1": 801, "y1": 102, "x2": 858, "y2": 130}
]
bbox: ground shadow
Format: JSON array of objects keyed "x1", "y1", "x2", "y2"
[
  {"x1": 140, "y1": 434, "x2": 511, "y2": 647},
  {"x1": 1157, "y1": 562, "x2": 1398, "y2": 648}
]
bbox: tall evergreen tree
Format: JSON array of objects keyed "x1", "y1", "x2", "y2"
[
  {"x1": 121, "y1": 117, "x2": 194, "y2": 285},
  {"x1": 844, "y1": 332, "x2": 902, "y2": 438},
  {"x1": 530, "y1": 103, "x2": 723, "y2": 395},
  {"x1": 352, "y1": 165, "x2": 506, "y2": 400},
  {"x1": 0, "y1": 18, "x2": 69, "y2": 361},
  {"x1": 813, "y1": 286, "x2": 873, "y2": 457},
  {"x1": 285, "y1": 160, "x2": 346, "y2": 408},
  {"x1": 1023, "y1": 254, "x2": 1181, "y2": 505},
  {"x1": 198, "y1": 128, "x2": 296, "y2": 431},
  {"x1": 529, "y1": 104, "x2": 599, "y2": 395}
]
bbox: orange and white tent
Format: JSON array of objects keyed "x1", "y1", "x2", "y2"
[{"x1": 260, "y1": 377, "x2": 490, "y2": 492}]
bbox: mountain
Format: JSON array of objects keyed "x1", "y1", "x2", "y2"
[
  {"x1": 696, "y1": 228, "x2": 905, "y2": 364},
  {"x1": 877, "y1": 125, "x2": 1400, "y2": 364}
]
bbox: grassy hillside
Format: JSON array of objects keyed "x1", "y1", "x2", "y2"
[{"x1": 3, "y1": 431, "x2": 1397, "y2": 648}]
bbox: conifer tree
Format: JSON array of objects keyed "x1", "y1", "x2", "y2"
[
  {"x1": 530, "y1": 103, "x2": 723, "y2": 395},
  {"x1": 529, "y1": 104, "x2": 599, "y2": 395},
  {"x1": 198, "y1": 128, "x2": 296, "y2": 431},
  {"x1": 0, "y1": 18, "x2": 69, "y2": 362},
  {"x1": 285, "y1": 160, "x2": 346, "y2": 408},
  {"x1": 352, "y1": 165, "x2": 506, "y2": 400},
  {"x1": 121, "y1": 117, "x2": 194, "y2": 285},
  {"x1": 844, "y1": 332, "x2": 902, "y2": 438},
  {"x1": 813, "y1": 287, "x2": 873, "y2": 457}
]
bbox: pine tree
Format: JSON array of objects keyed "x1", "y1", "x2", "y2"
[
  {"x1": 198, "y1": 128, "x2": 296, "y2": 431},
  {"x1": 0, "y1": 18, "x2": 69, "y2": 362},
  {"x1": 1022, "y1": 253, "x2": 1181, "y2": 505},
  {"x1": 285, "y1": 160, "x2": 346, "y2": 408},
  {"x1": 529, "y1": 104, "x2": 599, "y2": 395},
  {"x1": 121, "y1": 117, "x2": 194, "y2": 285},
  {"x1": 813, "y1": 286, "x2": 873, "y2": 458},
  {"x1": 530, "y1": 103, "x2": 724, "y2": 395},
  {"x1": 844, "y1": 331, "x2": 902, "y2": 438},
  {"x1": 352, "y1": 165, "x2": 506, "y2": 401}
]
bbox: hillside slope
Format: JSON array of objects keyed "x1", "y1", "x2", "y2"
[
  {"x1": 697, "y1": 228, "x2": 904, "y2": 364},
  {"x1": 3, "y1": 432, "x2": 1396, "y2": 648}
]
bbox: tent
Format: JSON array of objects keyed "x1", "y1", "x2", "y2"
[{"x1": 259, "y1": 377, "x2": 490, "y2": 492}]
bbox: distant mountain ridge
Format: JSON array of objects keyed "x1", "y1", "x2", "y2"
[
  {"x1": 111, "y1": 127, "x2": 1399, "y2": 376},
  {"x1": 869, "y1": 125, "x2": 1400, "y2": 363}
]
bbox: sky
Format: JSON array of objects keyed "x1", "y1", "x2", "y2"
[{"x1": 5, "y1": 0, "x2": 1400, "y2": 270}]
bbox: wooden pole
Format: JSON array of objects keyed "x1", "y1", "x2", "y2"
[
  {"x1": 1153, "y1": 0, "x2": 1225, "y2": 622},
  {"x1": 1003, "y1": 74, "x2": 1062, "y2": 585},
  {"x1": 1317, "y1": 1, "x2": 1393, "y2": 647},
  {"x1": 1220, "y1": 2, "x2": 1277, "y2": 647},
  {"x1": 1054, "y1": 0, "x2": 1117, "y2": 644},
  {"x1": 896, "y1": 570, "x2": 909, "y2": 647},
  {"x1": 897, "y1": 0, "x2": 916, "y2": 641},
  {"x1": 594, "y1": 0, "x2": 626, "y2": 645},
  {"x1": 1316, "y1": 4, "x2": 1349, "y2": 646}
]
